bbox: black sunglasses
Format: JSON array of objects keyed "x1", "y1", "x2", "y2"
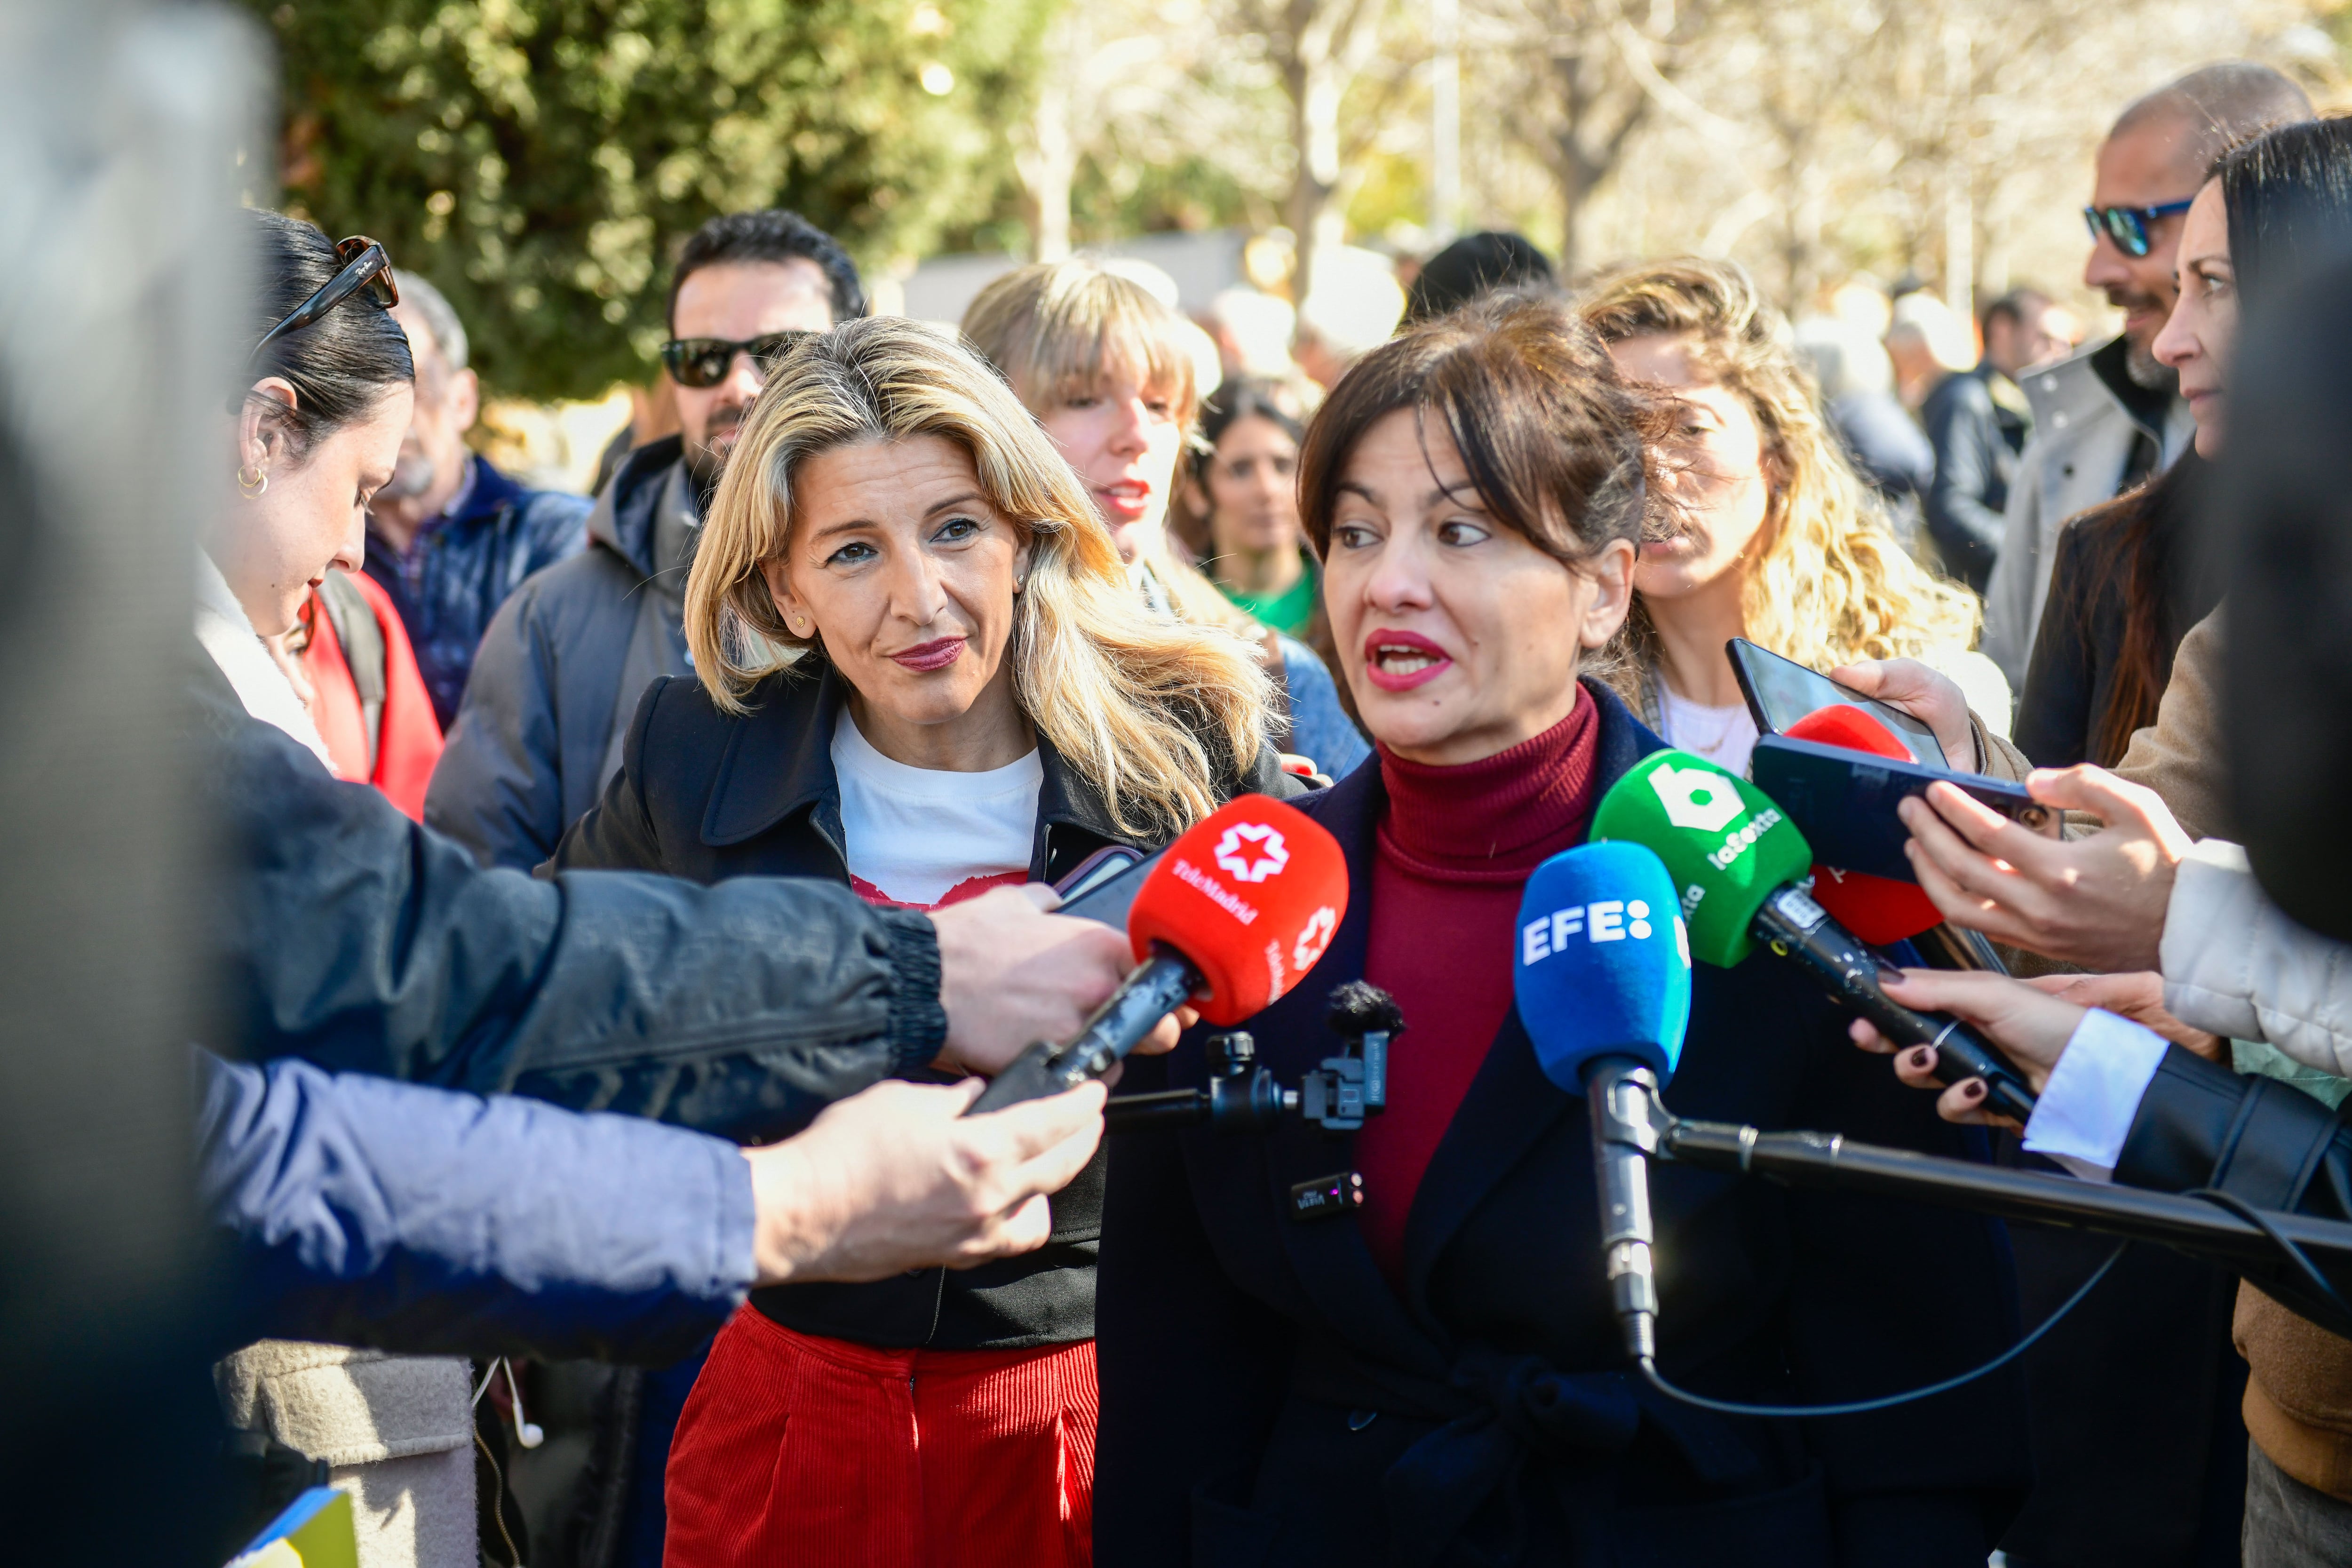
[
  {"x1": 2082, "y1": 199, "x2": 2195, "y2": 259},
  {"x1": 248, "y1": 236, "x2": 399, "y2": 367},
  {"x1": 659, "y1": 331, "x2": 818, "y2": 389}
]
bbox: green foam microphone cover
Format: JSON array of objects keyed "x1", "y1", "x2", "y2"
[{"x1": 1590, "y1": 749, "x2": 1816, "y2": 967}]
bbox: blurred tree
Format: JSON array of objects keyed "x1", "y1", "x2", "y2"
[
  {"x1": 1484, "y1": 0, "x2": 1726, "y2": 278},
  {"x1": 244, "y1": 0, "x2": 1053, "y2": 401}
]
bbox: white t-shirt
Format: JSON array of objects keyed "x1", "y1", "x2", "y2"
[
  {"x1": 1657, "y1": 685, "x2": 1761, "y2": 776},
  {"x1": 831, "y1": 708, "x2": 1043, "y2": 908}
]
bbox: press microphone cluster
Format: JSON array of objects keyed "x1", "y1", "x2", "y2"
[
  {"x1": 970, "y1": 795, "x2": 1349, "y2": 1114},
  {"x1": 1511, "y1": 838, "x2": 2352, "y2": 1373},
  {"x1": 1590, "y1": 747, "x2": 2039, "y2": 1121}
]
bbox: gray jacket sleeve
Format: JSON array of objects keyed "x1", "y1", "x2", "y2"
[
  {"x1": 201, "y1": 1049, "x2": 753, "y2": 1364},
  {"x1": 2162, "y1": 839, "x2": 2352, "y2": 1081},
  {"x1": 197, "y1": 664, "x2": 944, "y2": 1142},
  {"x1": 424, "y1": 582, "x2": 569, "y2": 872}
]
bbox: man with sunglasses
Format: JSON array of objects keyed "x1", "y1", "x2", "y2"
[
  {"x1": 1980, "y1": 63, "x2": 2310, "y2": 689},
  {"x1": 429, "y1": 209, "x2": 863, "y2": 871}
]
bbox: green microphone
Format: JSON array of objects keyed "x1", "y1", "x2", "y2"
[{"x1": 1593, "y1": 749, "x2": 2037, "y2": 1121}]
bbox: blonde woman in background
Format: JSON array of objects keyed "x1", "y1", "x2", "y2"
[
  {"x1": 1580, "y1": 258, "x2": 2012, "y2": 775},
  {"x1": 962, "y1": 259, "x2": 1370, "y2": 778},
  {"x1": 555, "y1": 316, "x2": 1294, "y2": 1568}
]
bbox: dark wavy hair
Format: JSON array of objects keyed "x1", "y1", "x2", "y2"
[
  {"x1": 2082, "y1": 118, "x2": 2352, "y2": 765},
  {"x1": 240, "y1": 209, "x2": 413, "y2": 455},
  {"x1": 1296, "y1": 292, "x2": 1669, "y2": 569}
]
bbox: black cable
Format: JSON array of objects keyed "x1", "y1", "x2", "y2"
[
  {"x1": 1638, "y1": 1240, "x2": 2127, "y2": 1418},
  {"x1": 2186, "y1": 1186, "x2": 2352, "y2": 1325}
]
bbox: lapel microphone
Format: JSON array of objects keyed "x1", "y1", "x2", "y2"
[
  {"x1": 1512, "y1": 841, "x2": 1694, "y2": 1361},
  {"x1": 970, "y1": 795, "x2": 1350, "y2": 1113}
]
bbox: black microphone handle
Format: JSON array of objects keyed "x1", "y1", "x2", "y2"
[
  {"x1": 1751, "y1": 884, "x2": 2039, "y2": 1122},
  {"x1": 1583, "y1": 1057, "x2": 1662, "y2": 1362},
  {"x1": 966, "y1": 951, "x2": 1200, "y2": 1115}
]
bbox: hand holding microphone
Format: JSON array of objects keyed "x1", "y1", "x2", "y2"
[
  {"x1": 1591, "y1": 748, "x2": 2040, "y2": 1121},
  {"x1": 969, "y1": 796, "x2": 1349, "y2": 1114}
]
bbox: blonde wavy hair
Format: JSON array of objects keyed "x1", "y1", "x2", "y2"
[
  {"x1": 684, "y1": 315, "x2": 1272, "y2": 841},
  {"x1": 1579, "y1": 257, "x2": 1979, "y2": 675},
  {"x1": 961, "y1": 259, "x2": 1260, "y2": 638}
]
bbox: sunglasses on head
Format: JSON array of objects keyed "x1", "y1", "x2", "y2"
[
  {"x1": 2082, "y1": 199, "x2": 2195, "y2": 259},
  {"x1": 659, "y1": 331, "x2": 819, "y2": 389},
  {"x1": 248, "y1": 236, "x2": 398, "y2": 367}
]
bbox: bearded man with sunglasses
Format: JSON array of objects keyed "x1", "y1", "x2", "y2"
[
  {"x1": 429, "y1": 209, "x2": 862, "y2": 871},
  {"x1": 1979, "y1": 63, "x2": 2309, "y2": 689}
]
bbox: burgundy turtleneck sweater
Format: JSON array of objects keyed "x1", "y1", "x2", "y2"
[{"x1": 1354, "y1": 688, "x2": 1602, "y2": 1284}]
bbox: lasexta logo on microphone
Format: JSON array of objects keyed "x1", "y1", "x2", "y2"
[
  {"x1": 1648, "y1": 764, "x2": 1745, "y2": 833},
  {"x1": 1214, "y1": 822, "x2": 1289, "y2": 883}
]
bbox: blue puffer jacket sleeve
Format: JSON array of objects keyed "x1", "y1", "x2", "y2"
[{"x1": 199, "y1": 1050, "x2": 754, "y2": 1363}]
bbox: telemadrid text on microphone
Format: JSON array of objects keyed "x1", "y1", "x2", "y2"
[
  {"x1": 1589, "y1": 749, "x2": 2039, "y2": 1122},
  {"x1": 969, "y1": 795, "x2": 1349, "y2": 1113}
]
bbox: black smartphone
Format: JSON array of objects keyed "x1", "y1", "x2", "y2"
[
  {"x1": 1750, "y1": 733, "x2": 2056, "y2": 884},
  {"x1": 1052, "y1": 846, "x2": 1161, "y2": 929},
  {"x1": 1725, "y1": 637, "x2": 1946, "y2": 770}
]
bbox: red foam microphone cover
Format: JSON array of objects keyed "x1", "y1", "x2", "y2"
[
  {"x1": 1784, "y1": 704, "x2": 1942, "y2": 943},
  {"x1": 1126, "y1": 795, "x2": 1349, "y2": 1025},
  {"x1": 1784, "y1": 702, "x2": 1912, "y2": 760}
]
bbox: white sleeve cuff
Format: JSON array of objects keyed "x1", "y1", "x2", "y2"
[{"x1": 2020, "y1": 1009, "x2": 2169, "y2": 1182}]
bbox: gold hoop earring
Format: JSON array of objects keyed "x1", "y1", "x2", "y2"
[{"x1": 237, "y1": 463, "x2": 268, "y2": 499}]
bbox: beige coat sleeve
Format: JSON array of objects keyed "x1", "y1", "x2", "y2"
[
  {"x1": 2161, "y1": 839, "x2": 2352, "y2": 1081},
  {"x1": 2115, "y1": 608, "x2": 2230, "y2": 843}
]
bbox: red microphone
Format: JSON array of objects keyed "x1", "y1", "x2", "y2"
[
  {"x1": 1782, "y1": 706, "x2": 1943, "y2": 945},
  {"x1": 969, "y1": 796, "x2": 1349, "y2": 1111}
]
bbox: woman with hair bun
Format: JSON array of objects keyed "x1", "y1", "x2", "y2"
[
  {"x1": 555, "y1": 314, "x2": 1295, "y2": 1567},
  {"x1": 1094, "y1": 292, "x2": 2026, "y2": 1568},
  {"x1": 1580, "y1": 258, "x2": 2010, "y2": 774}
]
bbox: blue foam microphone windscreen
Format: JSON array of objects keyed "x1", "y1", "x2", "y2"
[{"x1": 1514, "y1": 841, "x2": 1694, "y2": 1093}]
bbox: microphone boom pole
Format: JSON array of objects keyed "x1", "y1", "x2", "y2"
[{"x1": 1655, "y1": 1107, "x2": 2352, "y2": 1277}]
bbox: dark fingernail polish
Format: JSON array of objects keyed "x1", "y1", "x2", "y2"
[
  {"x1": 1964, "y1": 1081, "x2": 1985, "y2": 1100},
  {"x1": 1907, "y1": 1047, "x2": 1934, "y2": 1071}
]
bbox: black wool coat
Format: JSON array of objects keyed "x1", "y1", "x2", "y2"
[
  {"x1": 1094, "y1": 681, "x2": 2030, "y2": 1568},
  {"x1": 553, "y1": 659, "x2": 1295, "y2": 1351}
]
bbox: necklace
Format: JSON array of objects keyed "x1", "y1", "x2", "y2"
[{"x1": 1667, "y1": 693, "x2": 1745, "y2": 759}]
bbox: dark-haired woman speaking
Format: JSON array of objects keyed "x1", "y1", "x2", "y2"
[{"x1": 1093, "y1": 296, "x2": 2028, "y2": 1567}]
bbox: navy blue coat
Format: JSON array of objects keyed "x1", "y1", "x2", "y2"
[
  {"x1": 1095, "y1": 683, "x2": 2027, "y2": 1567},
  {"x1": 201, "y1": 1051, "x2": 752, "y2": 1364}
]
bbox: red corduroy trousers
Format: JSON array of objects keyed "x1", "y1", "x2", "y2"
[{"x1": 664, "y1": 1306, "x2": 1097, "y2": 1567}]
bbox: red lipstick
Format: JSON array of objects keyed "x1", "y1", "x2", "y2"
[
  {"x1": 1361, "y1": 628, "x2": 1453, "y2": 692},
  {"x1": 891, "y1": 637, "x2": 966, "y2": 673}
]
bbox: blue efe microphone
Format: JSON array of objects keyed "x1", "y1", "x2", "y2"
[{"x1": 1514, "y1": 841, "x2": 1694, "y2": 1362}]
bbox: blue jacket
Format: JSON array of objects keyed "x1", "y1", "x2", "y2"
[
  {"x1": 190, "y1": 647, "x2": 945, "y2": 1138},
  {"x1": 201, "y1": 1050, "x2": 752, "y2": 1364},
  {"x1": 427, "y1": 438, "x2": 694, "y2": 870},
  {"x1": 1095, "y1": 681, "x2": 2027, "y2": 1568},
  {"x1": 365, "y1": 454, "x2": 591, "y2": 730}
]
